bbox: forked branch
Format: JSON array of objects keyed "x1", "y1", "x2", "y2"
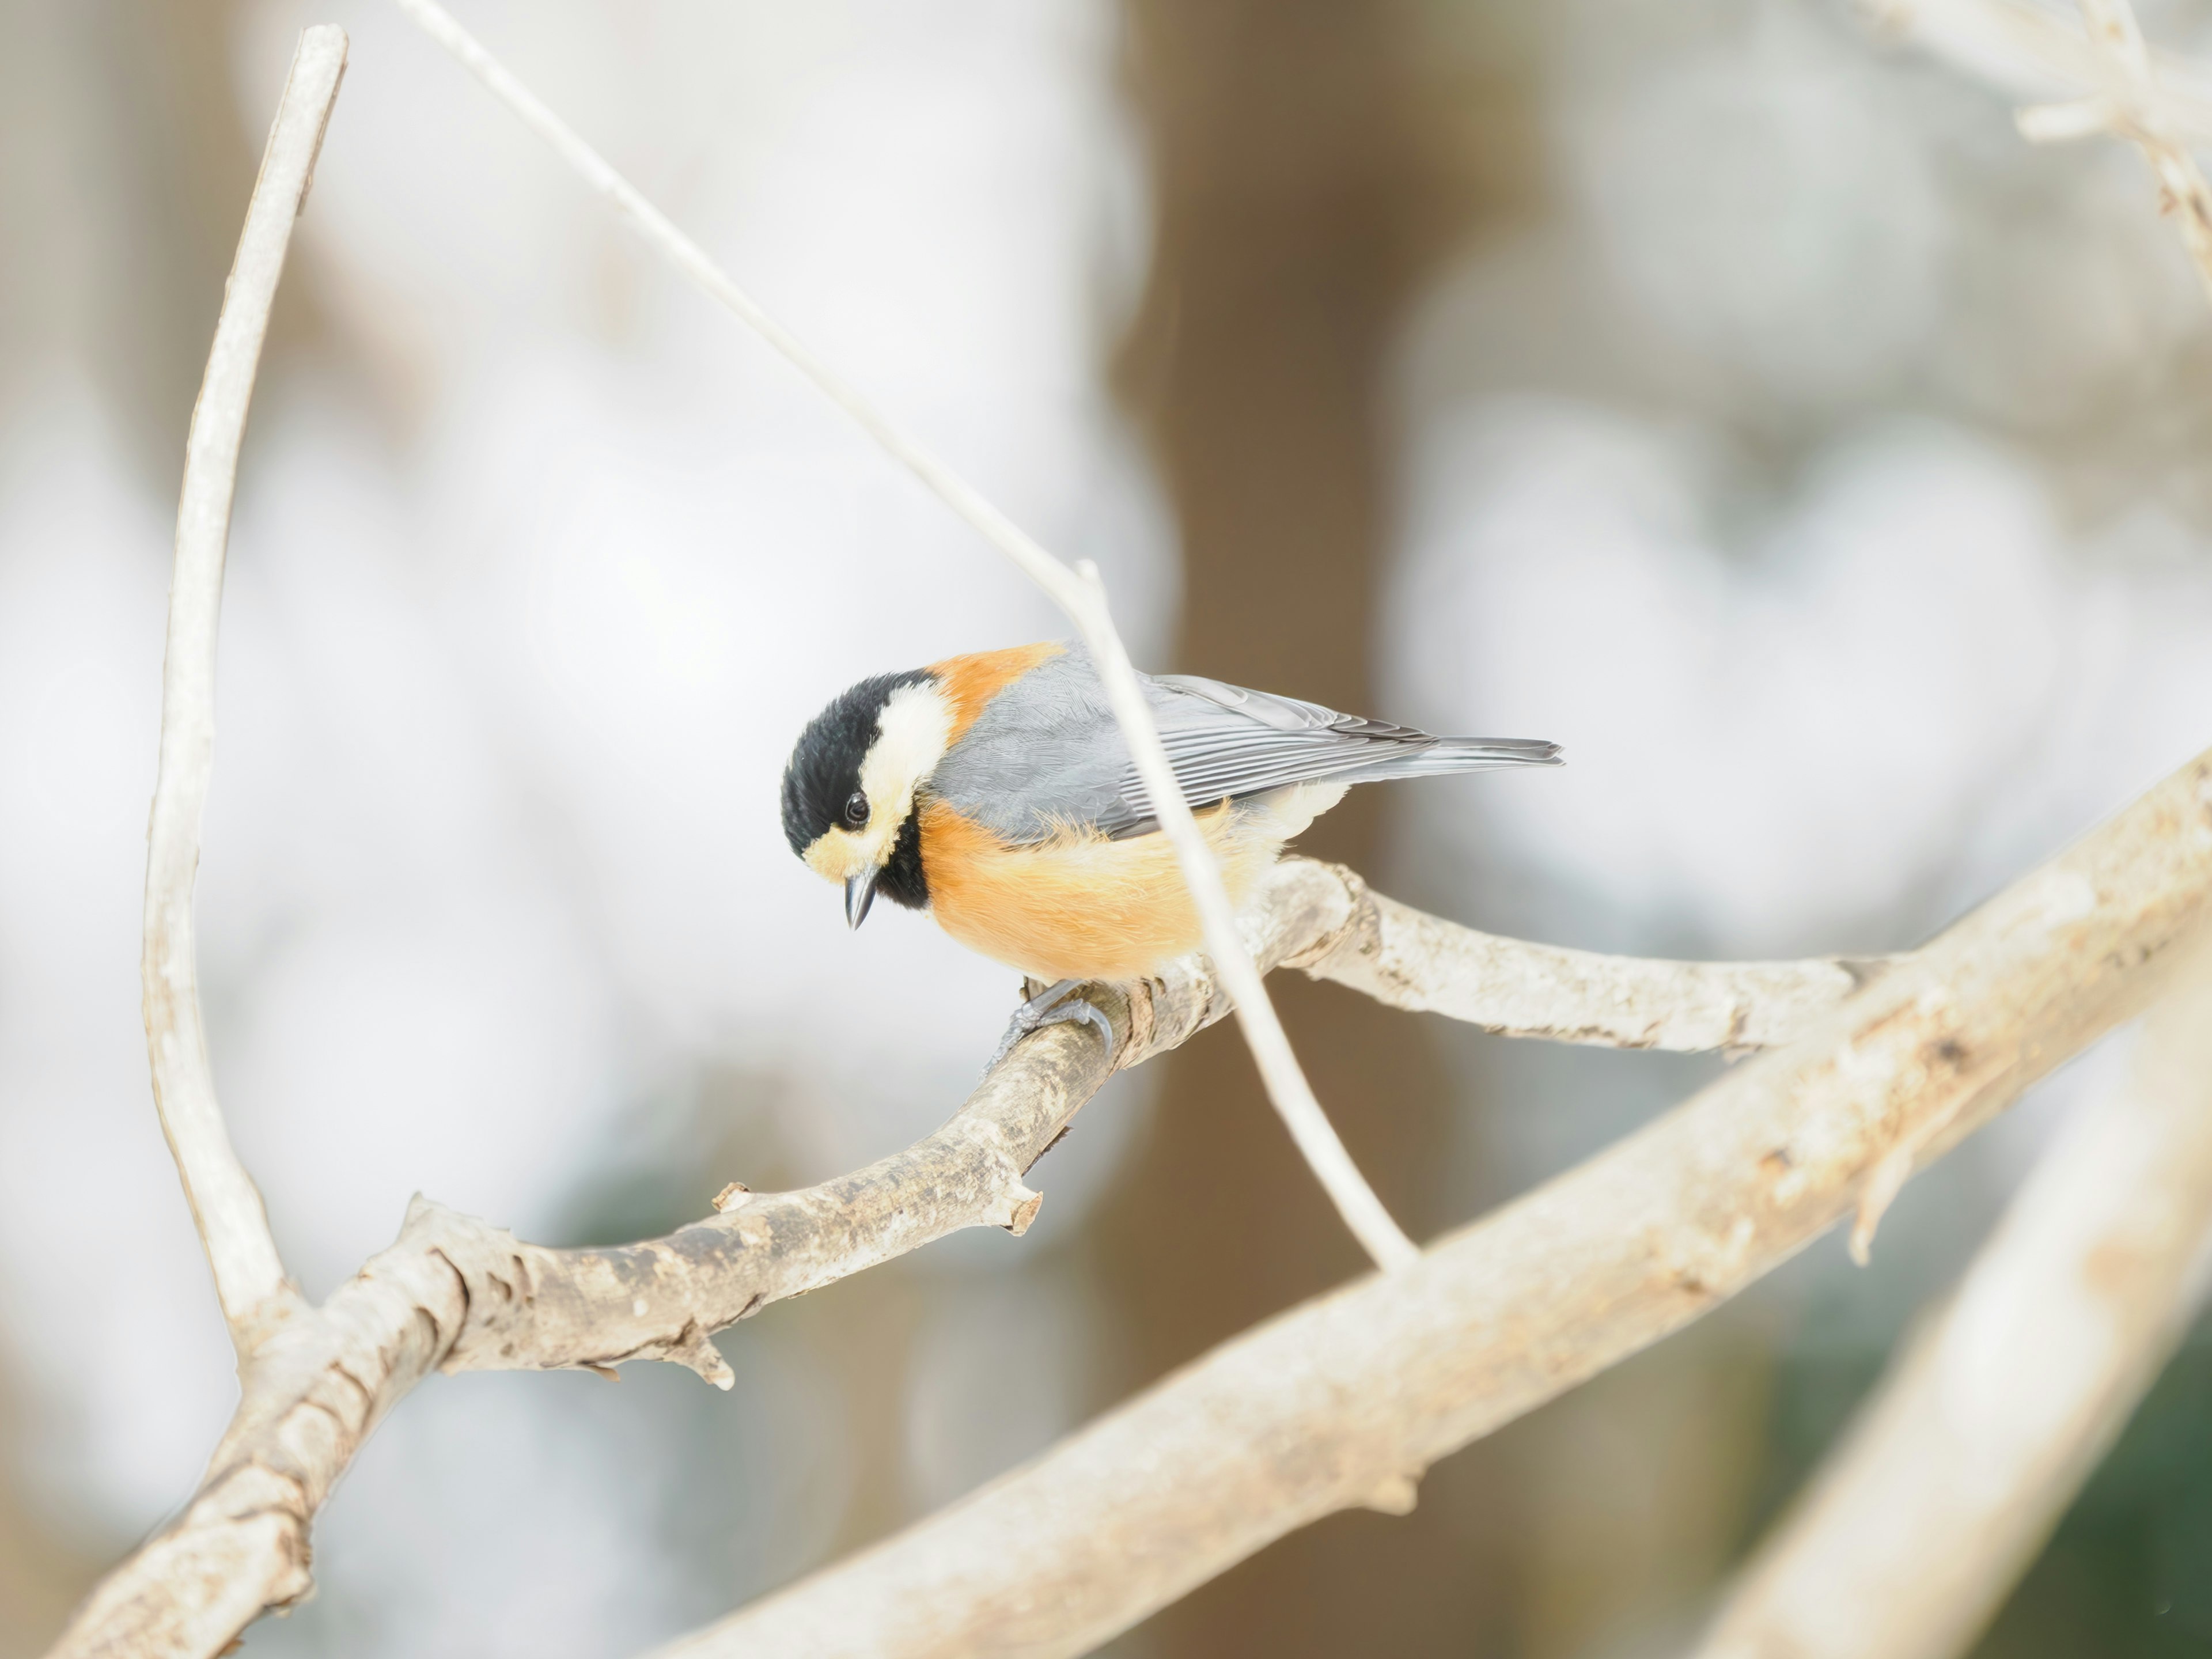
[
  {"x1": 52, "y1": 844, "x2": 1887, "y2": 1658},
  {"x1": 656, "y1": 748, "x2": 2212, "y2": 1659}
]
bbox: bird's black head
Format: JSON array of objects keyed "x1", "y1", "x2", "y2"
[{"x1": 782, "y1": 668, "x2": 939, "y2": 919}]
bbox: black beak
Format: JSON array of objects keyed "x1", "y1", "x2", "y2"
[{"x1": 845, "y1": 869, "x2": 880, "y2": 930}]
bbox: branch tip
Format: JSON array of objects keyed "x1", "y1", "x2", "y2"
[
  {"x1": 1362, "y1": 1473, "x2": 1422, "y2": 1517},
  {"x1": 1849, "y1": 1145, "x2": 1916, "y2": 1266},
  {"x1": 1001, "y1": 1185, "x2": 1044, "y2": 1236}
]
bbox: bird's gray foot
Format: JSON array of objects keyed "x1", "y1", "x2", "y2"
[{"x1": 983, "y1": 978, "x2": 1115, "y2": 1076}]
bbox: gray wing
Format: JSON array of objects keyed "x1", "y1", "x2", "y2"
[{"x1": 926, "y1": 647, "x2": 1559, "y2": 845}]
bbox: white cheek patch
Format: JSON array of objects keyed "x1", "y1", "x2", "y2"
[
  {"x1": 861, "y1": 681, "x2": 953, "y2": 827},
  {"x1": 800, "y1": 681, "x2": 952, "y2": 888}
]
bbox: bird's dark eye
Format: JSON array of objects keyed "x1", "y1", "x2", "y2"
[{"x1": 843, "y1": 790, "x2": 869, "y2": 827}]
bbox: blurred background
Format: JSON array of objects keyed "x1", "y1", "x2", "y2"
[{"x1": 5, "y1": 0, "x2": 2212, "y2": 1652}]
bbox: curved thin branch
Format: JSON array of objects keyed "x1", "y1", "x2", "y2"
[
  {"x1": 1691, "y1": 940, "x2": 2212, "y2": 1659},
  {"x1": 652, "y1": 747, "x2": 2212, "y2": 1659},
  {"x1": 144, "y1": 24, "x2": 345, "y2": 1342},
  {"x1": 387, "y1": 0, "x2": 1418, "y2": 1270}
]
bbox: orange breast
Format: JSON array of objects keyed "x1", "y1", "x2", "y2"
[{"x1": 919, "y1": 798, "x2": 1277, "y2": 983}]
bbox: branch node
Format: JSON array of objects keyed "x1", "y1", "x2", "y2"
[
  {"x1": 1361, "y1": 1471, "x2": 1422, "y2": 1517},
  {"x1": 1850, "y1": 1145, "x2": 1916, "y2": 1266},
  {"x1": 665, "y1": 1320, "x2": 738, "y2": 1391}
]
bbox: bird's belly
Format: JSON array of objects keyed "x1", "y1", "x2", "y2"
[{"x1": 920, "y1": 800, "x2": 1277, "y2": 983}]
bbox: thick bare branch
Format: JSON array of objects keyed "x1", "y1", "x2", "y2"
[
  {"x1": 387, "y1": 0, "x2": 1418, "y2": 1270},
  {"x1": 145, "y1": 25, "x2": 345, "y2": 1342},
  {"x1": 655, "y1": 747, "x2": 2212, "y2": 1659},
  {"x1": 1691, "y1": 941, "x2": 2212, "y2": 1659}
]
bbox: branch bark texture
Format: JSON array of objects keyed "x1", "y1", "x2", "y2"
[
  {"x1": 1288, "y1": 864, "x2": 1884, "y2": 1050},
  {"x1": 658, "y1": 748, "x2": 2212, "y2": 1659},
  {"x1": 1692, "y1": 940, "x2": 2212, "y2": 1659}
]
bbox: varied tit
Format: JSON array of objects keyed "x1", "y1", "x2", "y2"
[{"x1": 781, "y1": 642, "x2": 1559, "y2": 1056}]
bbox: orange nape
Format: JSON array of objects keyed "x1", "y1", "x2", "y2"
[
  {"x1": 917, "y1": 796, "x2": 1275, "y2": 983},
  {"x1": 926, "y1": 642, "x2": 1065, "y2": 744}
]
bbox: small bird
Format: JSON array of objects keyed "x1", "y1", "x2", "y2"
[{"x1": 781, "y1": 642, "x2": 1559, "y2": 1054}]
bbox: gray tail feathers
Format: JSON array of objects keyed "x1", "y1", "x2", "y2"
[{"x1": 1339, "y1": 736, "x2": 1563, "y2": 784}]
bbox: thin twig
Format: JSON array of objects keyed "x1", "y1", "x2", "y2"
[
  {"x1": 1869, "y1": 0, "x2": 2212, "y2": 135},
  {"x1": 385, "y1": 0, "x2": 1419, "y2": 1271},
  {"x1": 652, "y1": 747, "x2": 2212, "y2": 1659},
  {"x1": 2064, "y1": 0, "x2": 2212, "y2": 301},
  {"x1": 1690, "y1": 938, "x2": 2212, "y2": 1659},
  {"x1": 1874, "y1": 0, "x2": 2212, "y2": 301},
  {"x1": 143, "y1": 23, "x2": 347, "y2": 1343}
]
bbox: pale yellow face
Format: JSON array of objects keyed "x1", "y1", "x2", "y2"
[{"x1": 799, "y1": 680, "x2": 953, "y2": 885}]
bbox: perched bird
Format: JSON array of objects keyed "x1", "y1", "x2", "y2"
[{"x1": 781, "y1": 642, "x2": 1559, "y2": 1053}]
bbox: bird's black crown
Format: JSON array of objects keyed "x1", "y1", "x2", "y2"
[{"x1": 780, "y1": 668, "x2": 933, "y2": 857}]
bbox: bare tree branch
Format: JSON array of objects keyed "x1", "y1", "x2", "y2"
[
  {"x1": 1690, "y1": 939, "x2": 2212, "y2": 1659},
  {"x1": 1874, "y1": 0, "x2": 2212, "y2": 300},
  {"x1": 652, "y1": 748, "x2": 2212, "y2": 1659},
  {"x1": 1286, "y1": 862, "x2": 1888, "y2": 1051},
  {"x1": 59, "y1": 12, "x2": 2212, "y2": 1656},
  {"x1": 144, "y1": 24, "x2": 345, "y2": 1344},
  {"x1": 2056, "y1": 0, "x2": 2212, "y2": 301},
  {"x1": 385, "y1": 0, "x2": 1421, "y2": 1270},
  {"x1": 1870, "y1": 0, "x2": 2212, "y2": 134}
]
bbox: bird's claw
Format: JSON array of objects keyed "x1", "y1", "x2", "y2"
[{"x1": 982, "y1": 978, "x2": 1116, "y2": 1077}]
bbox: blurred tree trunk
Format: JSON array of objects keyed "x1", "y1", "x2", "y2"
[
  {"x1": 26, "y1": 0, "x2": 323, "y2": 488},
  {"x1": 1099, "y1": 2, "x2": 1525, "y2": 1651}
]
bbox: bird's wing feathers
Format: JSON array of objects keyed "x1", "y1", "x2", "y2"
[{"x1": 925, "y1": 647, "x2": 1557, "y2": 846}]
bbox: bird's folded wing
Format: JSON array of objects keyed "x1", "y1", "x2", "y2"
[
  {"x1": 1100, "y1": 672, "x2": 1552, "y2": 839},
  {"x1": 923, "y1": 647, "x2": 1553, "y2": 846}
]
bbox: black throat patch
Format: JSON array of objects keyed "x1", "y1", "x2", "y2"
[{"x1": 877, "y1": 804, "x2": 928, "y2": 910}]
